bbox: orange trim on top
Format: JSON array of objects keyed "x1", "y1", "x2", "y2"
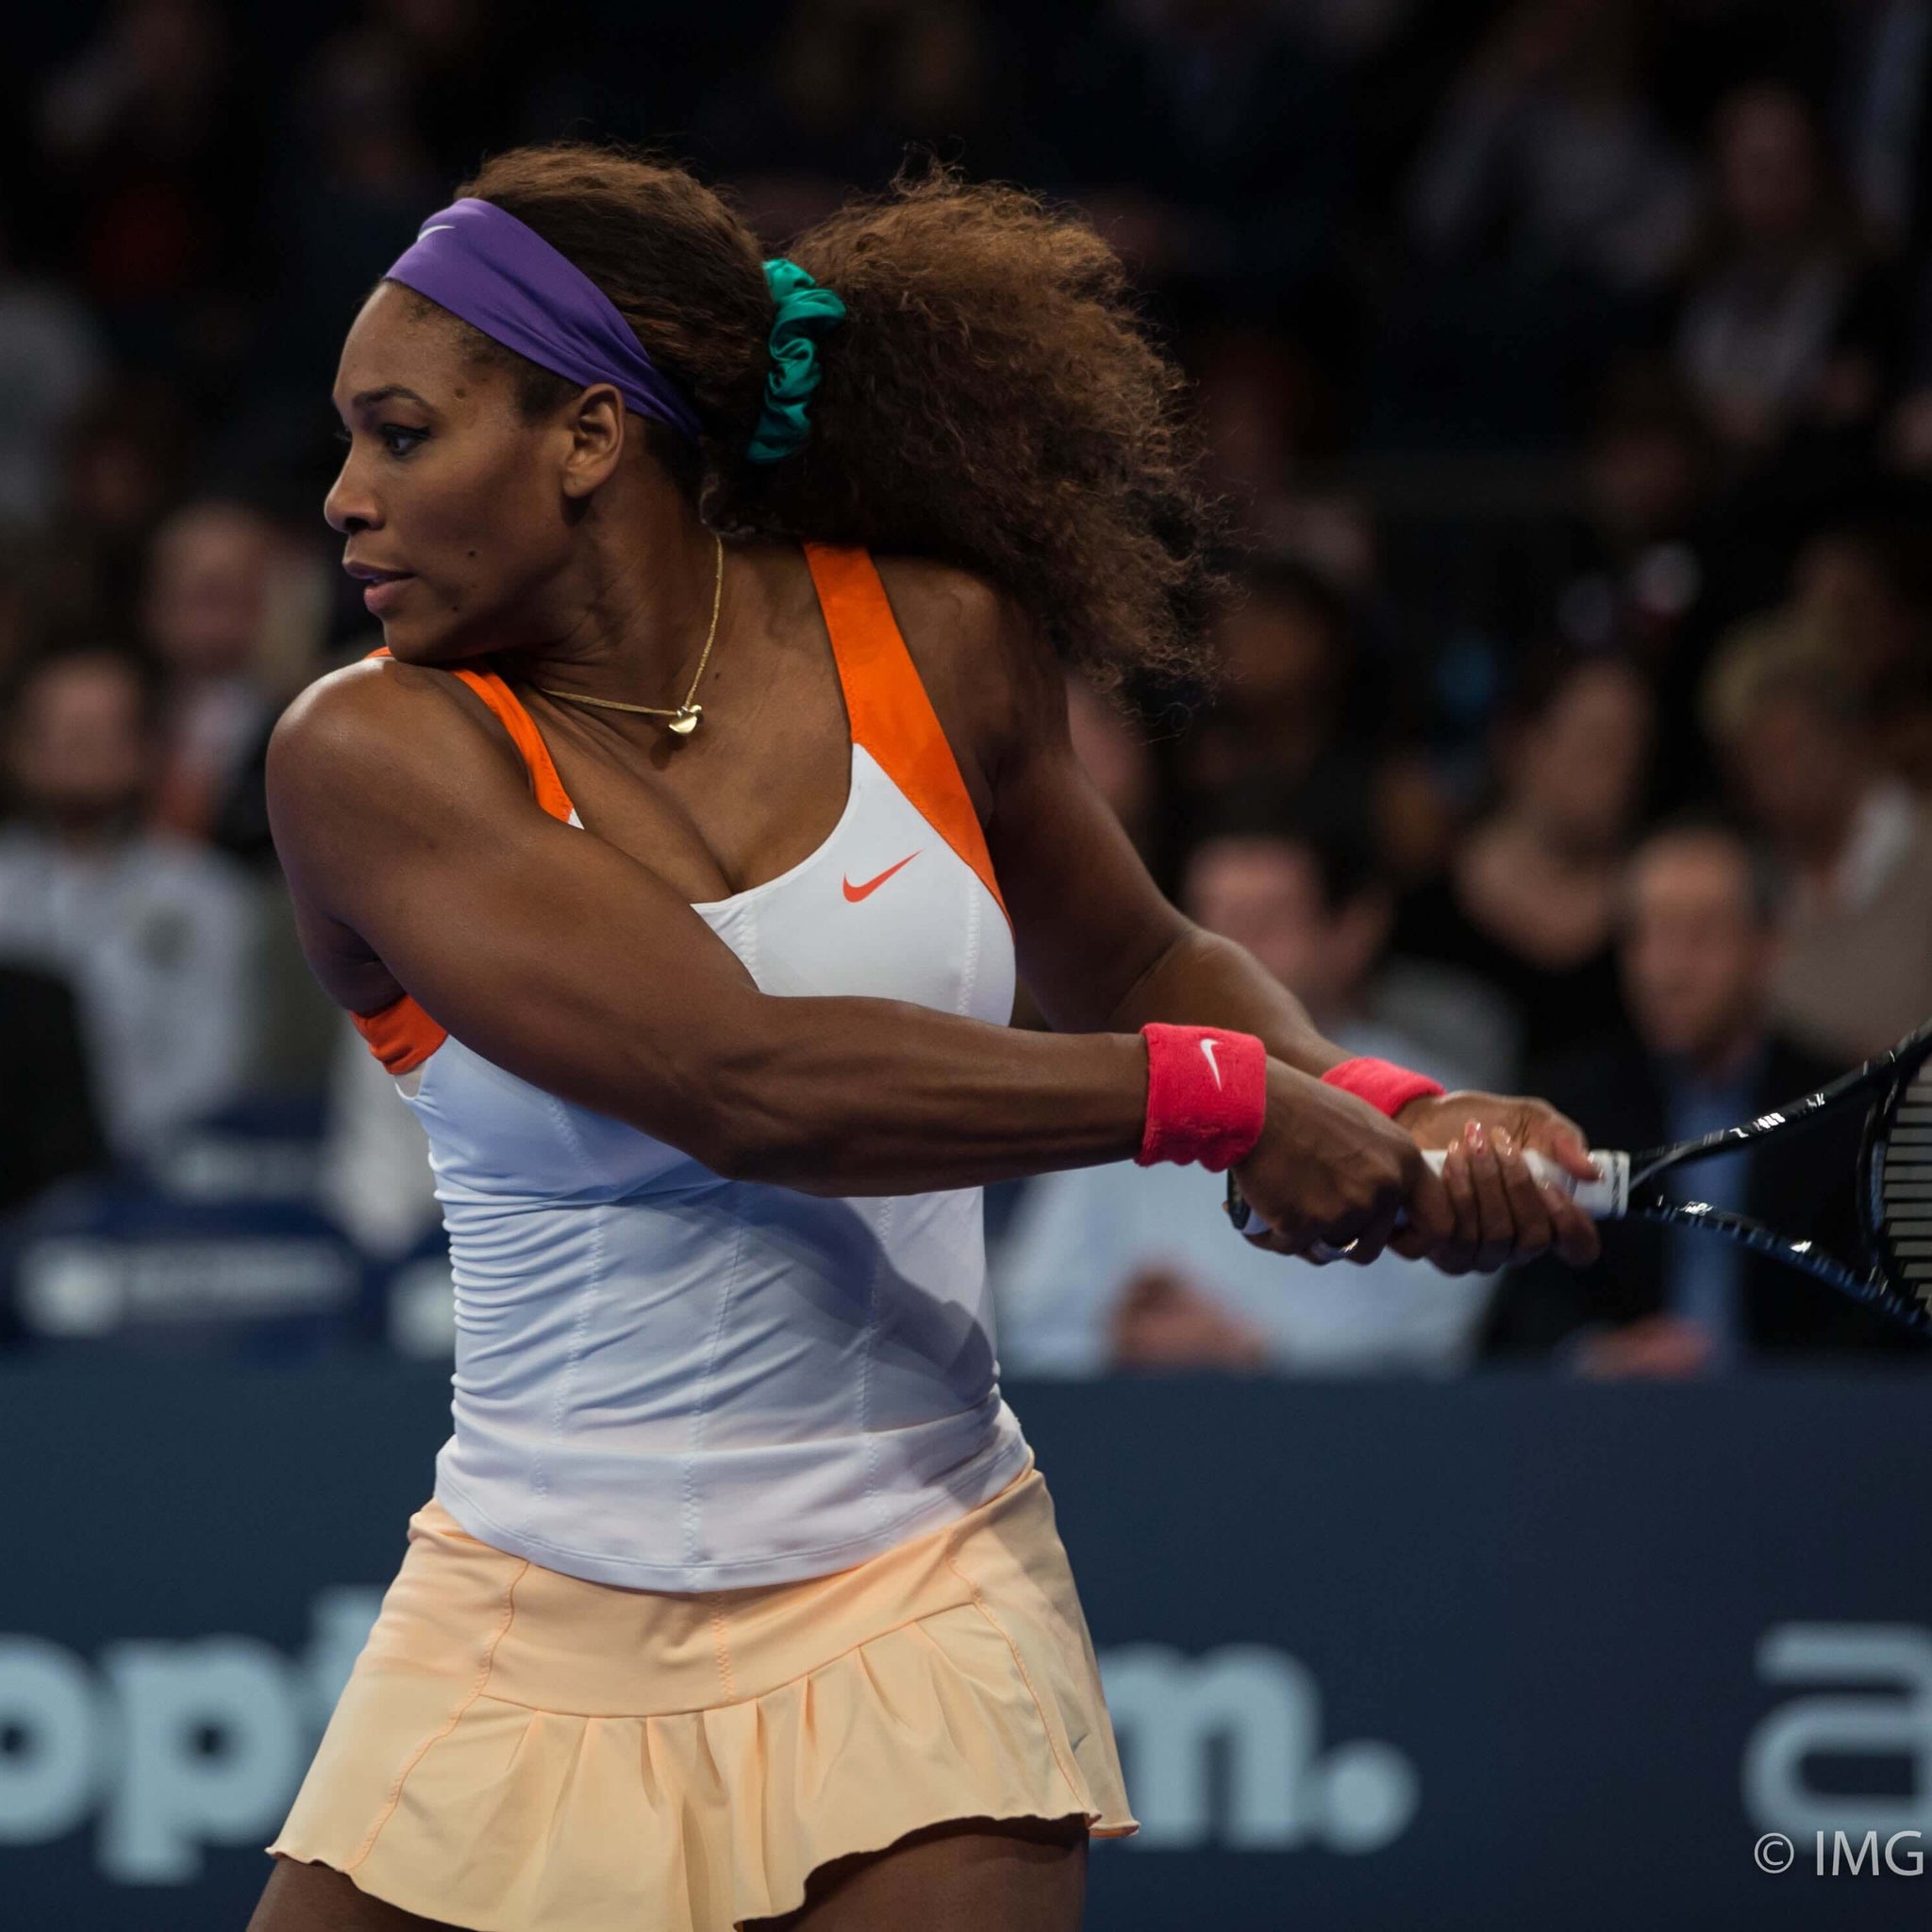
[
  {"x1": 449, "y1": 669, "x2": 576, "y2": 824},
  {"x1": 351, "y1": 991, "x2": 448, "y2": 1075},
  {"x1": 802, "y1": 544, "x2": 1008, "y2": 921},
  {"x1": 351, "y1": 651, "x2": 580, "y2": 1075},
  {"x1": 365, "y1": 647, "x2": 576, "y2": 824}
]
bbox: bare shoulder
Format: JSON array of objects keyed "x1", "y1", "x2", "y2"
[
  {"x1": 266, "y1": 656, "x2": 536, "y2": 924},
  {"x1": 274, "y1": 656, "x2": 469, "y2": 766},
  {"x1": 269, "y1": 657, "x2": 523, "y2": 818},
  {"x1": 869, "y1": 556, "x2": 1066, "y2": 788}
]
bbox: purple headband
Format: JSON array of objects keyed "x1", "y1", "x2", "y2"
[{"x1": 383, "y1": 197, "x2": 703, "y2": 442}]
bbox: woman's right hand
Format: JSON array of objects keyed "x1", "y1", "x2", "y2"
[{"x1": 1231, "y1": 1061, "x2": 1455, "y2": 1265}]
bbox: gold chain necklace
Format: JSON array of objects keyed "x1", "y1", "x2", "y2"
[{"x1": 535, "y1": 533, "x2": 724, "y2": 737}]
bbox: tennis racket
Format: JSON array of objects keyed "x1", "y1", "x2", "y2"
[{"x1": 1224, "y1": 1021, "x2": 1932, "y2": 1335}]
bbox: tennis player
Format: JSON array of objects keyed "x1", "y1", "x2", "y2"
[{"x1": 252, "y1": 147, "x2": 1600, "y2": 1932}]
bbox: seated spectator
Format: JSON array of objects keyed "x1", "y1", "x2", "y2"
[
  {"x1": 993, "y1": 789, "x2": 1492, "y2": 1377},
  {"x1": 1545, "y1": 362, "x2": 1718, "y2": 661},
  {"x1": 1830, "y1": 0, "x2": 1932, "y2": 254},
  {"x1": 1486, "y1": 818, "x2": 1914, "y2": 1367},
  {"x1": 0, "y1": 963, "x2": 106, "y2": 1214},
  {"x1": 1534, "y1": 358, "x2": 1733, "y2": 811},
  {"x1": 1392, "y1": 651, "x2": 1651, "y2": 1065},
  {"x1": 32, "y1": 375, "x2": 192, "y2": 649},
  {"x1": 1790, "y1": 512, "x2": 1932, "y2": 792},
  {"x1": 1377, "y1": 0, "x2": 1692, "y2": 449},
  {"x1": 1706, "y1": 637, "x2": 1932, "y2": 1061},
  {"x1": 0, "y1": 647, "x2": 256, "y2": 1156},
  {"x1": 1182, "y1": 554, "x2": 1370, "y2": 810},
  {"x1": 32, "y1": 0, "x2": 264, "y2": 382},
  {"x1": 252, "y1": 25, "x2": 439, "y2": 406},
  {"x1": 1408, "y1": 0, "x2": 1696, "y2": 296},
  {"x1": 0, "y1": 206, "x2": 103, "y2": 528},
  {"x1": 140, "y1": 499, "x2": 290, "y2": 844},
  {"x1": 699, "y1": 0, "x2": 1015, "y2": 245},
  {"x1": 1186, "y1": 325, "x2": 1341, "y2": 527},
  {"x1": 1044, "y1": 0, "x2": 1351, "y2": 312},
  {"x1": 1674, "y1": 84, "x2": 1898, "y2": 459}
]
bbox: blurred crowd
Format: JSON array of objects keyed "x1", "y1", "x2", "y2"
[{"x1": 3, "y1": 0, "x2": 1931, "y2": 1378}]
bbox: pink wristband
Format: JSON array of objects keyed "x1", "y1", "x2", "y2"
[
  {"x1": 1136, "y1": 1024, "x2": 1267, "y2": 1171},
  {"x1": 1322, "y1": 1055, "x2": 1444, "y2": 1119}
]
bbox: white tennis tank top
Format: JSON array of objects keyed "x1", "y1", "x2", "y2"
[{"x1": 351, "y1": 545, "x2": 1029, "y2": 1589}]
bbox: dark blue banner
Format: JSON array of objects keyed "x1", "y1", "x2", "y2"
[{"x1": 2, "y1": 1365, "x2": 1929, "y2": 1928}]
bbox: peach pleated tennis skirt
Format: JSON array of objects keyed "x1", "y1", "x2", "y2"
[{"x1": 270, "y1": 1456, "x2": 1136, "y2": 1930}]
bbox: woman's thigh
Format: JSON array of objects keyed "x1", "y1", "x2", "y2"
[
  {"x1": 248, "y1": 1857, "x2": 468, "y2": 1932},
  {"x1": 746, "y1": 1815, "x2": 1089, "y2": 1932},
  {"x1": 251, "y1": 1816, "x2": 1089, "y2": 1932}
]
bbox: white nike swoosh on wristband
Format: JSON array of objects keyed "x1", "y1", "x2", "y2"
[{"x1": 1200, "y1": 1039, "x2": 1223, "y2": 1089}]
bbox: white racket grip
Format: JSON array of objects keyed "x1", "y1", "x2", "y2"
[{"x1": 1422, "y1": 1146, "x2": 1628, "y2": 1218}]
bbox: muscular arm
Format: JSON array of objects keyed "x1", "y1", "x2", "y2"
[
  {"x1": 981, "y1": 600, "x2": 1344, "y2": 1073},
  {"x1": 269, "y1": 660, "x2": 1148, "y2": 1195},
  {"x1": 973, "y1": 591, "x2": 1599, "y2": 1268}
]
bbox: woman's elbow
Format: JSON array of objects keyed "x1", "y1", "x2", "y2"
[{"x1": 648, "y1": 1049, "x2": 814, "y2": 1186}]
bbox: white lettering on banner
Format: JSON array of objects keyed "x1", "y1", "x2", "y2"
[
  {"x1": 0, "y1": 1591, "x2": 383, "y2": 1883},
  {"x1": 100, "y1": 1641, "x2": 304, "y2": 1883},
  {"x1": 1101, "y1": 1644, "x2": 1418, "y2": 1853},
  {"x1": 1744, "y1": 1625, "x2": 1932, "y2": 1840},
  {"x1": 0, "y1": 1638, "x2": 97, "y2": 1841},
  {"x1": 17, "y1": 1238, "x2": 358, "y2": 1337}
]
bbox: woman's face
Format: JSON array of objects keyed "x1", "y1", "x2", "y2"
[
  {"x1": 1717, "y1": 89, "x2": 1821, "y2": 248},
  {"x1": 1512, "y1": 659, "x2": 1653, "y2": 848},
  {"x1": 325, "y1": 282, "x2": 588, "y2": 664}
]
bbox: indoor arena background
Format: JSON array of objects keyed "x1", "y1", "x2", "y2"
[{"x1": 4, "y1": 3, "x2": 1932, "y2": 1927}]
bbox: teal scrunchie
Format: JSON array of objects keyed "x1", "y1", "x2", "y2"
[{"x1": 746, "y1": 258, "x2": 846, "y2": 464}]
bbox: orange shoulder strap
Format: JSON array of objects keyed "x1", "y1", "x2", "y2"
[
  {"x1": 802, "y1": 544, "x2": 1007, "y2": 919},
  {"x1": 362, "y1": 646, "x2": 576, "y2": 823},
  {"x1": 448, "y1": 667, "x2": 577, "y2": 824},
  {"x1": 348, "y1": 651, "x2": 578, "y2": 1074}
]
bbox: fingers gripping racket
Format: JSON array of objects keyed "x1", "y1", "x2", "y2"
[{"x1": 1224, "y1": 1022, "x2": 1932, "y2": 1336}]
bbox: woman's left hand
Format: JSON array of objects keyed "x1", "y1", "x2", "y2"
[{"x1": 1389, "y1": 1091, "x2": 1603, "y2": 1274}]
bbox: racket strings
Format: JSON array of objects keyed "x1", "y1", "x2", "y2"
[{"x1": 1879, "y1": 1062, "x2": 1932, "y2": 1308}]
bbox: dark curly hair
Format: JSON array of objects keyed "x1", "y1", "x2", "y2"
[{"x1": 414, "y1": 144, "x2": 1221, "y2": 682}]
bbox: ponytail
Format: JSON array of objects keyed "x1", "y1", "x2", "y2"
[{"x1": 454, "y1": 147, "x2": 1222, "y2": 681}]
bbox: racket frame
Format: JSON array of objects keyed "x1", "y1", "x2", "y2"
[
  {"x1": 1221, "y1": 1022, "x2": 1932, "y2": 1335},
  {"x1": 1615, "y1": 1023, "x2": 1932, "y2": 1331}
]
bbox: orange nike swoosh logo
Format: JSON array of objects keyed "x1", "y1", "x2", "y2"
[{"x1": 843, "y1": 852, "x2": 920, "y2": 902}]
